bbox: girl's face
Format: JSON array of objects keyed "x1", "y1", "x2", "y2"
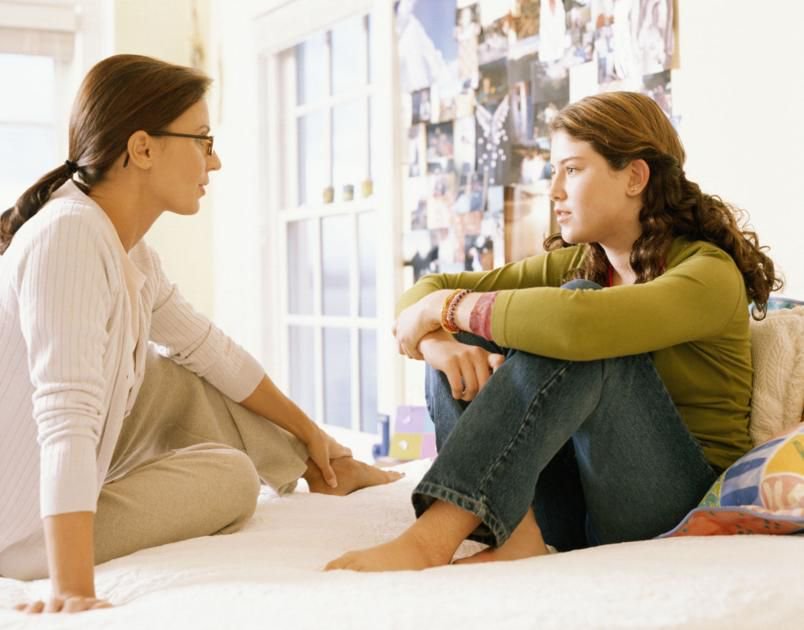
[
  {"x1": 548, "y1": 129, "x2": 642, "y2": 249},
  {"x1": 150, "y1": 99, "x2": 221, "y2": 216}
]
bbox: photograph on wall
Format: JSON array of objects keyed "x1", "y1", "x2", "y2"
[
  {"x1": 512, "y1": 0, "x2": 540, "y2": 40},
  {"x1": 481, "y1": 208, "x2": 505, "y2": 267},
  {"x1": 477, "y1": 0, "x2": 511, "y2": 26},
  {"x1": 455, "y1": 3, "x2": 481, "y2": 88},
  {"x1": 476, "y1": 93, "x2": 511, "y2": 187},
  {"x1": 396, "y1": 0, "x2": 460, "y2": 93},
  {"x1": 454, "y1": 171, "x2": 486, "y2": 214},
  {"x1": 510, "y1": 145, "x2": 551, "y2": 186},
  {"x1": 538, "y1": 0, "x2": 567, "y2": 63},
  {"x1": 565, "y1": 0, "x2": 594, "y2": 65},
  {"x1": 453, "y1": 115, "x2": 477, "y2": 176},
  {"x1": 477, "y1": 57, "x2": 508, "y2": 106},
  {"x1": 451, "y1": 210, "x2": 484, "y2": 265},
  {"x1": 426, "y1": 122, "x2": 455, "y2": 174},
  {"x1": 407, "y1": 124, "x2": 426, "y2": 176},
  {"x1": 641, "y1": 69, "x2": 673, "y2": 120},
  {"x1": 411, "y1": 87, "x2": 432, "y2": 124},
  {"x1": 402, "y1": 229, "x2": 440, "y2": 282},
  {"x1": 507, "y1": 52, "x2": 538, "y2": 144},
  {"x1": 635, "y1": 0, "x2": 675, "y2": 75},
  {"x1": 531, "y1": 62, "x2": 570, "y2": 140},
  {"x1": 593, "y1": 0, "x2": 640, "y2": 86},
  {"x1": 464, "y1": 234, "x2": 495, "y2": 271},
  {"x1": 477, "y1": 15, "x2": 511, "y2": 65},
  {"x1": 427, "y1": 172, "x2": 457, "y2": 229}
]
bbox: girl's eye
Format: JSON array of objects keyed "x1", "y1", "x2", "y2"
[{"x1": 566, "y1": 166, "x2": 577, "y2": 175}]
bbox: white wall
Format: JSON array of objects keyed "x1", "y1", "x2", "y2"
[
  {"x1": 674, "y1": 1, "x2": 804, "y2": 297},
  {"x1": 113, "y1": 0, "x2": 215, "y2": 318}
]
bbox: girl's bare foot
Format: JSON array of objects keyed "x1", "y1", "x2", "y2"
[
  {"x1": 454, "y1": 508, "x2": 549, "y2": 564},
  {"x1": 325, "y1": 528, "x2": 450, "y2": 572},
  {"x1": 304, "y1": 457, "x2": 403, "y2": 496}
]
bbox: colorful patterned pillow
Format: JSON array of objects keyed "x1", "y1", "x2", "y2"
[{"x1": 661, "y1": 423, "x2": 804, "y2": 537}]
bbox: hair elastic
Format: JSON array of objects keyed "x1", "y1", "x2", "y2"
[{"x1": 64, "y1": 160, "x2": 79, "y2": 174}]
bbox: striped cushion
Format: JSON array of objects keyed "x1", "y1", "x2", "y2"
[{"x1": 661, "y1": 424, "x2": 804, "y2": 537}]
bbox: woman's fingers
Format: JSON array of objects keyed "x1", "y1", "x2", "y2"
[{"x1": 488, "y1": 353, "x2": 505, "y2": 373}]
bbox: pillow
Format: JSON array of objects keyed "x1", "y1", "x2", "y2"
[
  {"x1": 748, "y1": 304, "x2": 804, "y2": 445},
  {"x1": 660, "y1": 423, "x2": 804, "y2": 537}
]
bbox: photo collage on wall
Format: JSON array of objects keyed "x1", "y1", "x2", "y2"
[{"x1": 398, "y1": 0, "x2": 679, "y2": 284}]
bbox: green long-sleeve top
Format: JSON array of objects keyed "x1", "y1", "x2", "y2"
[{"x1": 398, "y1": 238, "x2": 753, "y2": 471}]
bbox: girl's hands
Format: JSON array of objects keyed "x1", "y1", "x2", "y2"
[
  {"x1": 394, "y1": 290, "x2": 453, "y2": 359},
  {"x1": 419, "y1": 330, "x2": 505, "y2": 401},
  {"x1": 15, "y1": 594, "x2": 111, "y2": 614}
]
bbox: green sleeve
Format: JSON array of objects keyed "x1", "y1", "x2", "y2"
[
  {"x1": 396, "y1": 246, "x2": 587, "y2": 316},
  {"x1": 491, "y1": 242, "x2": 747, "y2": 359}
]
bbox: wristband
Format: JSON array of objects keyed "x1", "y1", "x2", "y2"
[{"x1": 440, "y1": 289, "x2": 471, "y2": 333}]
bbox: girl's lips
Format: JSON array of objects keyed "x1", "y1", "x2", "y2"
[{"x1": 555, "y1": 210, "x2": 570, "y2": 222}]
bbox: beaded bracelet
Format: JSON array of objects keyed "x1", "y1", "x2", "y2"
[{"x1": 440, "y1": 289, "x2": 472, "y2": 333}]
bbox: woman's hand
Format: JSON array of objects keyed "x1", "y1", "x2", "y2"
[
  {"x1": 15, "y1": 594, "x2": 111, "y2": 614},
  {"x1": 394, "y1": 290, "x2": 453, "y2": 359},
  {"x1": 303, "y1": 426, "x2": 353, "y2": 489},
  {"x1": 419, "y1": 330, "x2": 505, "y2": 401}
]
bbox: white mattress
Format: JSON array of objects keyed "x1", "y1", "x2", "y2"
[{"x1": 1, "y1": 459, "x2": 802, "y2": 629}]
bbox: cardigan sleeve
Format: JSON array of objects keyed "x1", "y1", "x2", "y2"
[
  {"x1": 15, "y1": 213, "x2": 114, "y2": 518},
  {"x1": 145, "y1": 244, "x2": 264, "y2": 402}
]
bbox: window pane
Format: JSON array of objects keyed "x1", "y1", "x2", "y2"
[
  {"x1": 323, "y1": 328, "x2": 351, "y2": 428},
  {"x1": 0, "y1": 54, "x2": 54, "y2": 122},
  {"x1": 358, "y1": 211, "x2": 376, "y2": 317},
  {"x1": 332, "y1": 99, "x2": 366, "y2": 200},
  {"x1": 332, "y1": 14, "x2": 366, "y2": 95},
  {"x1": 289, "y1": 325, "x2": 316, "y2": 419},
  {"x1": 359, "y1": 329, "x2": 378, "y2": 434},
  {"x1": 297, "y1": 110, "x2": 328, "y2": 206},
  {"x1": 321, "y1": 214, "x2": 351, "y2": 316},
  {"x1": 0, "y1": 124, "x2": 57, "y2": 211},
  {"x1": 287, "y1": 220, "x2": 315, "y2": 315},
  {"x1": 295, "y1": 32, "x2": 327, "y2": 105}
]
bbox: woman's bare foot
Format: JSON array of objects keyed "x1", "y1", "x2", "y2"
[
  {"x1": 325, "y1": 528, "x2": 450, "y2": 572},
  {"x1": 454, "y1": 508, "x2": 549, "y2": 564},
  {"x1": 304, "y1": 457, "x2": 403, "y2": 496}
]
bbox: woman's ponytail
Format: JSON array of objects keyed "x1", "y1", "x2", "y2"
[{"x1": 0, "y1": 162, "x2": 76, "y2": 255}]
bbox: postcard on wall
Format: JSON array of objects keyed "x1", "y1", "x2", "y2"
[
  {"x1": 426, "y1": 122, "x2": 455, "y2": 174},
  {"x1": 396, "y1": 0, "x2": 460, "y2": 93}
]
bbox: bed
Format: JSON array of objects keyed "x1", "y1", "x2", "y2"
[
  {"x1": 0, "y1": 456, "x2": 802, "y2": 630},
  {"x1": 1, "y1": 306, "x2": 802, "y2": 629}
]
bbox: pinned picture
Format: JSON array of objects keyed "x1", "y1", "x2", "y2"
[
  {"x1": 407, "y1": 124, "x2": 426, "y2": 177},
  {"x1": 464, "y1": 234, "x2": 495, "y2": 271},
  {"x1": 411, "y1": 88, "x2": 432, "y2": 124},
  {"x1": 476, "y1": 92, "x2": 511, "y2": 187},
  {"x1": 511, "y1": 0, "x2": 540, "y2": 41},
  {"x1": 538, "y1": 0, "x2": 567, "y2": 63},
  {"x1": 402, "y1": 229, "x2": 440, "y2": 282},
  {"x1": 426, "y1": 122, "x2": 455, "y2": 174},
  {"x1": 641, "y1": 69, "x2": 673, "y2": 120},
  {"x1": 453, "y1": 115, "x2": 477, "y2": 176},
  {"x1": 565, "y1": 0, "x2": 594, "y2": 65},
  {"x1": 477, "y1": 58, "x2": 508, "y2": 107},
  {"x1": 396, "y1": 0, "x2": 460, "y2": 93},
  {"x1": 455, "y1": 3, "x2": 481, "y2": 89},
  {"x1": 427, "y1": 172, "x2": 457, "y2": 229},
  {"x1": 454, "y1": 171, "x2": 486, "y2": 214},
  {"x1": 635, "y1": 0, "x2": 675, "y2": 75},
  {"x1": 477, "y1": 15, "x2": 511, "y2": 65}
]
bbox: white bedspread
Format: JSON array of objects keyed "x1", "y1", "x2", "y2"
[{"x1": 1, "y1": 459, "x2": 802, "y2": 629}]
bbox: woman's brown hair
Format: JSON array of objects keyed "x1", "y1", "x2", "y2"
[
  {"x1": 0, "y1": 54, "x2": 211, "y2": 254},
  {"x1": 545, "y1": 91, "x2": 783, "y2": 318}
]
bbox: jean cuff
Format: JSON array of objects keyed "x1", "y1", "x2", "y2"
[{"x1": 412, "y1": 480, "x2": 510, "y2": 548}]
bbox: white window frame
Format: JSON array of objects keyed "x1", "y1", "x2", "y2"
[{"x1": 254, "y1": 0, "x2": 405, "y2": 433}]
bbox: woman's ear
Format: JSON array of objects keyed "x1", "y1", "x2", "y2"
[
  {"x1": 627, "y1": 159, "x2": 650, "y2": 197},
  {"x1": 126, "y1": 131, "x2": 152, "y2": 170}
]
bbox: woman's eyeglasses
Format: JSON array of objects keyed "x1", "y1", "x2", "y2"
[{"x1": 149, "y1": 131, "x2": 215, "y2": 155}]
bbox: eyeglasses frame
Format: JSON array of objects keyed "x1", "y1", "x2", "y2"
[{"x1": 148, "y1": 131, "x2": 215, "y2": 155}]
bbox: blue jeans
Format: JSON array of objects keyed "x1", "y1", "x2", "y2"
[{"x1": 414, "y1": 281, "x2": 718, "y2": 551}]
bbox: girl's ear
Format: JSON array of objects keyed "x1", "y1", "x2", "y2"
[{"x1": 626, "y1": 159, "x2": 650, "y2": 197}]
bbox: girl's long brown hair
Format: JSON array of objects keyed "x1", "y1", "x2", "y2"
[
  {"x1": 545, "y1": 91, "x2": 782, "y2": 319},
  {"x1": 0, "y1": 54, "x2": 210, "y2": 255}
]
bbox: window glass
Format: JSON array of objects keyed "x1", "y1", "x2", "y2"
[
  {"x1": 359, "y1": 329, "x2": 378, "y2": 434},
  {"x1": 295, "y1": 32, "x2": 327, "y2": 105},
  {"x1": 357, "y1": 211, "x2": 376, "y2": 317},
  {"x1": 287, "y1": 220, "x2": 316, "y2": 315},
  {"x1": 323, "y1": 327, "x2": 352, "y2": 427},
  {"x1": 297, "y1": 110, "x2": 328, "y2": 206},
  {"x1": 289, "y1": 325, "x2": 317, "y2": 419},
  {"x1": 321, "y1": 214, "x2": 351, "y2": 316}
]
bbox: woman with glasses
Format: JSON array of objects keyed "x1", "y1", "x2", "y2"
[
  {"x1": 326, "y1": 91, "x2": 782, "y2": 572},
  {"x1": 0, "y1": 54, "x2": 399, "y2": 614}
]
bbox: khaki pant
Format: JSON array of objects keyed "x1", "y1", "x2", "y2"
[{"x1": 2, "y1": 349, "x2": 309, "y2": 579}]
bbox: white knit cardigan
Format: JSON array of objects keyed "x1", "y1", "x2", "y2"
[{"x1": 0, "y1": 181, "x2": 264, "y2": 558}]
